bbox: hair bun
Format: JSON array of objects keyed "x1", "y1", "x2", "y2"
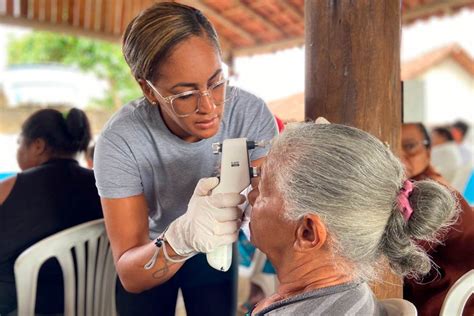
[{"x1": 65, "y1": 108, "x2": 91, "y2": 152}]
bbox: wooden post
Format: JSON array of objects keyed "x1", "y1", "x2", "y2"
[{"x1": 304, "y1": 0, "x2": 402, "y2": 298}]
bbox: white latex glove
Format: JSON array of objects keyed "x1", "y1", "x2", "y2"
[{"x1": 165, "y1": 177, "x2": 244, "y2": 256}]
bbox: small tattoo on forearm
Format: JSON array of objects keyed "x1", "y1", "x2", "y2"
[
  {"x1": 151, "y1": 255, "x2": 181, "y2": 279},
  {"x1": 152, "y1": 265, "x2": 169, "y2": 279}
]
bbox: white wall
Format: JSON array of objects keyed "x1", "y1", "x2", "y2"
[
  {"x1": 403, "y1": 79, "x2": 426, "y2": 122},
  {"x1": 422, "y1": 59, "x2": 474, "y2": 125}
]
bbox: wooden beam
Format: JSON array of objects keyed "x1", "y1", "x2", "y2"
[
  {"x1": 93, "y1": 0, "x2": 102, "y2": 31},
  {"x1": 20, "y1": 0, "x2": 28, "y2": 19},
  {"x1": 67, "y1": 0, "x2": 74, "y2": 25},
  {"x1": 0, "y1": 15, "x2": 121, "y2": 43},
  {"x1": 5, "y1": 0, "x2": 14, "y2": 15},
  {"x1": 43, "y1": 0, "x2": 52, "y2": 22},
  {"x1": 104, "y1": 0, "x2": 114, "y2": 34},
  {"x1": 73, "y1": 0, "x2": 85, "y2": 27},
  {"x1": 84, "y1": 0, "x2": 93, "y2": 29},
  {"x1": 403, "y1": 0, "x2": 474, "y2": 23},
  {"x1": 305, "y1": 0, "x2": 402, "y2": 298},
  {"x1": 178, "y1": 0, "x2": 257, "y2": 45},
  {"x1": 113, "y1": 0, "x2": 123, "y2": 35},
  {"x1": 55, "y1": 0, "x2": 63, "y2": 24}
]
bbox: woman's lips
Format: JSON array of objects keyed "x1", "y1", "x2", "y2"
[{"x1": 195, "y1": 116, "x2": 218, "y2": 129}]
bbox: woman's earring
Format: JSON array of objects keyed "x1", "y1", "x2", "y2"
[{"x1": 152, "y1": 100, "x2": 157, "y2": 105}]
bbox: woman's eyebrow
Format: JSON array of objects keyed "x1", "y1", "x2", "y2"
[{"x1": 170, "y1": 69, "x2": 222, "y2": 90}]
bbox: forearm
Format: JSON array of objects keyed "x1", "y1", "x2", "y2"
[{"x1": 115, "y1": 240, "x2": 186, "y2": 293}]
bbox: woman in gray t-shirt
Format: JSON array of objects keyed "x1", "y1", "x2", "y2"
[{"x1": 93, "y1": 3, "x2": 276, "y2": 316}]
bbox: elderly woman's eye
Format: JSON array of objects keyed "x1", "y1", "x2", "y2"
[{"x1": 402, "y1": 143, "x2": 416, "y2": 152}]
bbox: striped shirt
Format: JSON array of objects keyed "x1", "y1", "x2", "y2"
[{"x1": 253, "y1": 282, "x2": 387, "y2": 316}]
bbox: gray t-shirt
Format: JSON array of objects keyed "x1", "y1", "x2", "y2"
[
  {"x1": 94, "y1": 87, "x2": 277, "y2": 239},
  {"x1": 253, "y1": 282, "x2": 387, "y2": 316}
]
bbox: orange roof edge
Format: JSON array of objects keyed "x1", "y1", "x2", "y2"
[{"x1": 402, "y1": 44, "x2": 474, "y2": 80}]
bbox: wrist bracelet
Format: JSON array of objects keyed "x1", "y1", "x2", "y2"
[{"x1": 144, "y1": 232, "x2": 195, "y2": 270}]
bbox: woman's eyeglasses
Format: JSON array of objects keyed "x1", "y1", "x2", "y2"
[
  {"x1": 402, "y1": 140, "x2": 429, "y2": 156},
  {"x1": 146, "y1": 79, "x2": 233, "y2": 118}
]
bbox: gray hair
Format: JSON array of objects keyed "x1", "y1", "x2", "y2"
[{"x1": 266, "y1": 123, "x2": 458, "y2": 281}]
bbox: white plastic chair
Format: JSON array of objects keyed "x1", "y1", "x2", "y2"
[
  {"x1": 14, "y1": 219, "x2": 117, "y2": 316},
  {"x1": 380, "y1": 298, "x2": 417, "y2": 316},
  {"x1": 440, "y1": 269, "x2": 474, "y2": 316}
]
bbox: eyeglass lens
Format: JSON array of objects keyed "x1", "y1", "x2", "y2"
[
  {"x1": 402, "y1": 141, "x2": 426, "y2": 156},
  {"x1": 171, "y1": 81, "x2": 229, "y2": 116}
]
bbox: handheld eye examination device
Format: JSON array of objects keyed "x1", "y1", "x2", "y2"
[{"x1": 206, "y1": 138, "x2": 263, "y2": 271}]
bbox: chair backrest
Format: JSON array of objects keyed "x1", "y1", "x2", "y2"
[
  {"x1": 14, "y1": 219, "x2": 116, "y2": 316},
  {"x1": 440, "y1": 269, "x2": 474, "y2": 316},
  {"x1": 379, "y1": 298, "x2": 417, "y2": 316}
]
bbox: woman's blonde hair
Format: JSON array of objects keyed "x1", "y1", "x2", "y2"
[{"x1": 122, "y1": 2, "x2": 221, "y2": 82}]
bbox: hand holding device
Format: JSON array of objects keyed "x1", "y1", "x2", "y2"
[
  {"x1": 206, "y1": 138, "x2": 262, "y2": 271},
  {"x1": 164, "y1": 177, "x2": 244, "y2": 256}
]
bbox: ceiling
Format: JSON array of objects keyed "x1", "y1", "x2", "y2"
[{"x1": 1, "y1": 0, "x2": 473, "y2": 58}]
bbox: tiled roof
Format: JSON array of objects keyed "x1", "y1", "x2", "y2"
[
  {"x1": 1, "y1": 0, "x2": 473, "y2": 57},
  {"x1": 402, "y1": 44, "x2": 474, "y2": 80}
]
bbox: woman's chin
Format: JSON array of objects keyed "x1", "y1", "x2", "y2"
[{"x1": 193, "y1": 127, "x2": 219, "y2": 140}]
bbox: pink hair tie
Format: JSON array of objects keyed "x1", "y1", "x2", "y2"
[{"x1": 398, "y1": 180, "x2": 414, "y2": 222}]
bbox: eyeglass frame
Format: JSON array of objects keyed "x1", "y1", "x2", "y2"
[
  {"x1": 145, "y1": 78, "x2": 229, "y2": 118},
  {"x1": 402, "y1": 139, "x2": 430, "y2": 156}
]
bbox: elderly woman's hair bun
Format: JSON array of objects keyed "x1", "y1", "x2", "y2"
[{"x1": 380, "y1": 180, "x2": 458, "y2": 277}]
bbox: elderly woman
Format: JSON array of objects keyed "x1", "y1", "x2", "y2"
[{"x1": 248, "y1": 123, "x2": 459, "y2": 315}]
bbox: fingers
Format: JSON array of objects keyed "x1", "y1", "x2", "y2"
[
  {"x1": 194, "y1": 177, "x2": 219, "y2": 196},
  {"x1": 213, "y1": 231, "x2": 240, "y2": 247},
  {"x1": 213, "y1": 220, "x2": 241, "y2": 235},
  {"x1": 209, "y1": 193, "x2": 245, "y2": 208},
  {"x1": 211, "y1": 206, "x2": 243, "y2": 222}
]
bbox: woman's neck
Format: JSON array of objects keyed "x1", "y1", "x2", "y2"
[
  {"x1": 252, "y1": 253, "x2": 352, "y2": 315},
  {"x1": 274, "y1": 252, "x2": 352, "y2": 298}
]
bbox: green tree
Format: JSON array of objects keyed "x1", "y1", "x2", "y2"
[{"x1": 7, "y1": 31, "x2": 141, "y2": 109}]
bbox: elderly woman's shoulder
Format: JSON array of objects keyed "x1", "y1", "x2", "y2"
[{"x1": 256, "y1": 282, "x2": 387, "y2": 316}]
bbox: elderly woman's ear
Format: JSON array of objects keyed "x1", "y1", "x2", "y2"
[{"x1": 294, "y1": 213, "x2": 327, "y2": 251}]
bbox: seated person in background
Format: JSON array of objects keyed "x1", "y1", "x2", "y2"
[
  {"x1": 0, "y1": 108, "x2": 103, "y2": 315},
  {"x1": 431, "y1": 126, "x2": 455, "y2": 147},
  {"x1": 451, "y1": 120, "x2": 473, "y2": 166},
  {"x1": 430, "y1": 126, "x2": 463, "y2": 183},
  {"x1": 247, "y1": 122, "x2": 459, "y2": 315},
  {"x1": 401, "y1": 123, "x2": 474, "y2": 316},
  {"x1": 86, "y1": 143, "x2": 95, "y2": 169}
]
